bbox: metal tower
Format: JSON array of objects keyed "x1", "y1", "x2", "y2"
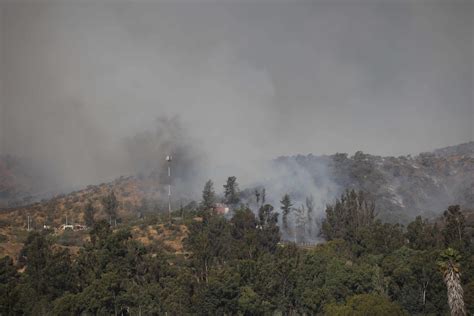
[{"x1": 166, "y1": 155, "x2": 172, "y2": 221}]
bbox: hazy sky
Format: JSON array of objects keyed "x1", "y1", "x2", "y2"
[{"x1": 0, "y1": 0, "x2": 472, "y2": 188}]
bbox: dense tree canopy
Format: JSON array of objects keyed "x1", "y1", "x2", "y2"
[{"x1": 0, "y1": 190, "x2": 472, "y2": 315}]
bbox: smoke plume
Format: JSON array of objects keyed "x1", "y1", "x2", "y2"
[{"x1": 0, "y1": 1, "x2": 472, "y2": 221}]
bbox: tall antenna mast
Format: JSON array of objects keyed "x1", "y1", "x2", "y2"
[{"x1": 166, "y1": 155, "x2": 172, "y2": 221}]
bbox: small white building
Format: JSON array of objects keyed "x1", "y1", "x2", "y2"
[{"x1": 60, "y1": 224, "x2": 74, "y2": 230}]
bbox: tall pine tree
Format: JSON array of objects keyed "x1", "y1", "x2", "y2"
[
  {"x1": 280, "y1": 194, "x2": 293, "y2": 231},
  {"x1": 201, "y1": 180, "x2": 216, "y2": 211},
  {"x1": 223, "y1": 176, "x2": 240, "y2": 206}
]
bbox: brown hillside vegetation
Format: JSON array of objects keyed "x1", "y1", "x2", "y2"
[
  {"x1": 131, "y1": 223, "x2": 189, "y2": 253},
  {"x1": 0, "y1": 175, "x2": 180, "y2": 259},
  {"x1": 0, "y1": 221, "x2": 189, "y2": 260},
  {"x1": 0, "y1": 176, "x2": 162, "y2": 229}
]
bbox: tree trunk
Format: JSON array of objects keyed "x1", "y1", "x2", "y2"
[
  {"x1": 422, "y1": 280, "x2": 429, "y2": 307},
  {"x1": 444, "y1": 264, "x2": 466, "y2": 316}
]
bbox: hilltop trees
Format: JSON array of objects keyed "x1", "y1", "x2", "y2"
[{"x1": 320, "y1": 190, "x2": 376, "y2": 242}]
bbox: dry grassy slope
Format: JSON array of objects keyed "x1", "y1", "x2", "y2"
[
  {"x1": 0, "y1": 176, "x2": 159, "y2": 229},
  {"x1": 0, "y1": 222, "x2": 189, "y2": 261},
  {"x1": 0, "y1": 174, "x2": 191, "y2": 259}
]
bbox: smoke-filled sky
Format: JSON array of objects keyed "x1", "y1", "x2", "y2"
[{"x1": 0, "y1": 0, "x2": 472, "y2": 190}]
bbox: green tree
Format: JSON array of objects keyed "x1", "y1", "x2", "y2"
[
  {"x1": 255, "y1": 245, "x2": 301, "y2": 314},
  {"x1": 324, "y1": 294, "x2": 407, "y2": 316},
  {"x1": 356, "y1": 221, "x2": 404, "y2": 255},
  {"x1": 201, "y1": 179, "x2": 216, "y2": 211},
  {"x1": 320, "y1": 190, "x2": 376, "y2": 243},
  {"x1": 258, "y1": 204, "x2": 278, "y2": 228},
  {"x1": 193, "y1": 267, "x2": 239, "y2": 315},
  {"x1": 223, "y1": 176, "x2": 240, "y2": 205},
  {"x1": 52, "y1": 293, "x2": 82, "y2": 315},
  {"x1": 443, "y1": 205, "x2": 468, "y2": 250},
  {"x1": 406, "y1": 216, "x2": 442, "y2": 250},
  {"x1": 294, "y1": 205, "x2": 306, "y2": 243},
  {"x1": 230, "y1": 208, "x2": 259, "y2": 259},
  {"x1": 184, "y1": 216, "x2": 233, "y2": 283},
  {"x1": 0, "y1": 256, "x2": 19, "y2": 315},
  {"x1": 306, "y1": 195, "x2": 315, "y2": 236},
  {"x1": 14, "y1": 231, "x2": 76, "y2": 313},
  {"x1": 280, "y1": 194, "x2": 293, "y2": 231},
  {"x1": 257, "y1": 204, "x2": 280, "y2": 253},
  {"x1": 238, "y1": 286, "x2": 270, "y2": 315},
  {"x1": 382, "y1": 247, "x2": 446, "y2": 314}
]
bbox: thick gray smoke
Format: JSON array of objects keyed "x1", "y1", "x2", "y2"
[
  {"x1": 123, "y1": 116, "x2": 207, "y2": 198},
  {"x1": 0, "y1": 1, "x2": 472, "y2": 212},
  {"x1": 242, "y1": 156, "x2": 339, "y2": 242}
]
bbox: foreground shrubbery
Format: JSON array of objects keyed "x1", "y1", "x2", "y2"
[{"x1": 0, "y1": 191, "x2": 472, "y2": 315}]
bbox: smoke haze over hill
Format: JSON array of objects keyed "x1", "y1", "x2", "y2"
[{"x1": 0, "y1": 1, "x2": 472, "y2": 198}]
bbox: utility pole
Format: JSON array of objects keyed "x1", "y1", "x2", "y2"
[{"x1": 166, "y1": 155, "x2": 172, "y2": 222}]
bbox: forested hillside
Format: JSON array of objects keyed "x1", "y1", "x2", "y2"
[
  {"x1": 0, "y1": 190, "x2": 473, "y2": 315},
  {"x1": 0, "y1": 143, "x2": 472, "y2": 314},
  {"x1": 275, "y1": 142, "x2": 474, "y2": 223}
]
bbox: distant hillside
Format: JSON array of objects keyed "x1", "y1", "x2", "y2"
[
  {"x1": 0, "y1": 142, "x2": 472, "y2": 260},
  {"x1": 0, "y1": 174, "x2": 170, "y2": 259},
  {"x1": 275, "y1": 142, "x2": 474, "y2": 223},
  {"x1": 0, "y1": 175, "x2": 165, "y2": 229},
  {"x1": 1, "y1": 142, "x2": 473, "y2": 228},
  {"x1": 0, "y1": 155, "x2": 56, "y2": 208}
]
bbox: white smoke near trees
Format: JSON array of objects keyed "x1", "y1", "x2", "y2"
[{"x1": 240, "y1": 156, "x2": 340, "y2": 242}]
